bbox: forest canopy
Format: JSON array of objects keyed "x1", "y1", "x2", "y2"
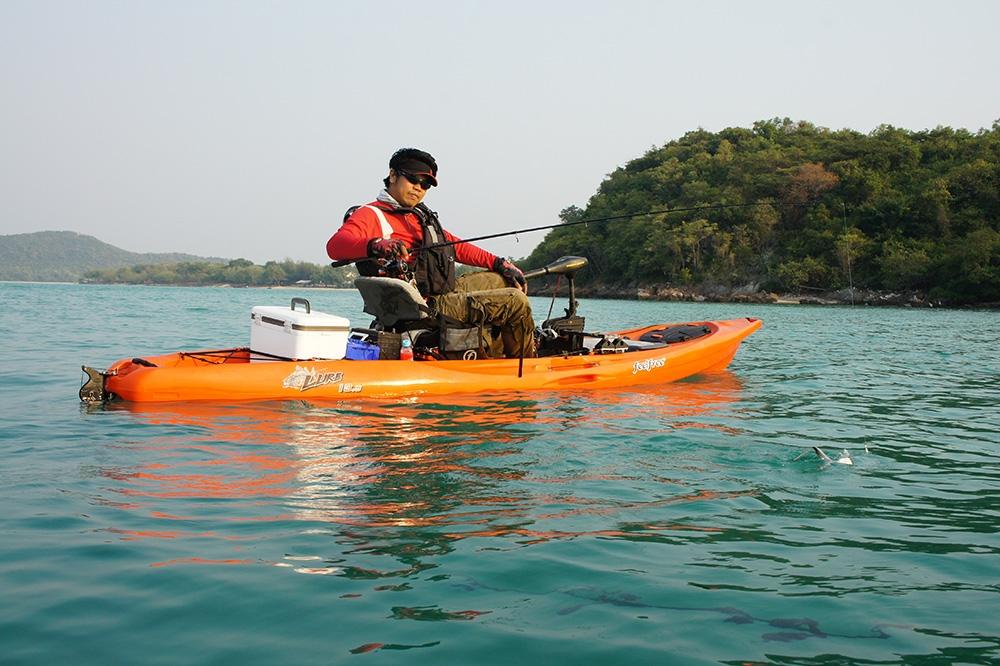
[
  {"x1": 83, "y1": 258, "x2": 356, "y2": 288},
  {"x1": 524, "y1": 119, "x2": 1000, "y2": 304}
]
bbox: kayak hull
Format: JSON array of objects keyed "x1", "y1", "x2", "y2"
[{"x1": 95, "y1": 318, "x2": 761, "y2": 403}]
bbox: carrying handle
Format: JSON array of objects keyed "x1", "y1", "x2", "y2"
[{"x1": 290, "y1": 297, "x2": 311, "y2": 314}]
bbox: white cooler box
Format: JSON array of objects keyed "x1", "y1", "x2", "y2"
[{"x1": 250, "y1": 298, "x2": 350, "y2": 361}]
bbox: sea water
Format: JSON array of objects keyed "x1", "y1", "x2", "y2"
[{"x1": 1, "y1": 281, "x2": 998, "y2": 664}]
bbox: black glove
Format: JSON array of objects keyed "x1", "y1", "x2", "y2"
[
  {"x1": 368, "y1": 238, "x2": 409, "y2": 260},
  {"x1": 492, "y1": 256, "x2": 527, "y2": 292}
]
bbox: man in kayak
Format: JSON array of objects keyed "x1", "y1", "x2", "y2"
[{"x1": 326, "y1": 148, "x2": 535, "y2": 358}]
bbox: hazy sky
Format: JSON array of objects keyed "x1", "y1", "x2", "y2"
[{"x1": 2, "y1": 1, "x2": 998, "y2": 264}]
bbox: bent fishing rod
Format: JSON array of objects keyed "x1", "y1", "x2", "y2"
[{"x1": 329, "y1": 200, "x2": 812, "y2": 268}]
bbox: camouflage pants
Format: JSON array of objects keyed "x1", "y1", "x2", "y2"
[{"x1": 434, "y1": 271, "x2": 536, "y2": 358}]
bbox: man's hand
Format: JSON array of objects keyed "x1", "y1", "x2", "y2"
[
  {"x1": 368, "y1": 238, "x2": 409, "y2": 260},
  {"x1": 493, "y1": 257, "x2": 527, "y2": 293}
]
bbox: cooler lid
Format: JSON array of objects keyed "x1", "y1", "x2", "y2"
[{"x1": 251, "y1": 304, "x2": 350, "y2": 331}]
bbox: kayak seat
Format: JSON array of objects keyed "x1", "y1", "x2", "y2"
[
  {"x1": 354, "y1": 277, "x2": 497, "y2": 359},
  {"x1": 354, "y1": 277, "x2": 434, "y2": 329}
]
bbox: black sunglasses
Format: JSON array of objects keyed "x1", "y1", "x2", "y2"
[{"x1": 397, "y1": 169, "x2": 436, "y2": 189}]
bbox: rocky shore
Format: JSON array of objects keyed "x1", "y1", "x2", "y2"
[{"x1": 565, "y1": 282, "x2": 949, "y2": 308}]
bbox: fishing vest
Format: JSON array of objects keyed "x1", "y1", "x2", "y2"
[{"x1": 356, "y1": 204, "x2": 456, "y2": 297}]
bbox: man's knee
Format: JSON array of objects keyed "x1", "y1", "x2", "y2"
[
  {"x1": 484, "y1": 288, "x2": 532, "y2": 323},
  {"x1": 437, "y1": 288, "x2": 532, "y2": 331}
]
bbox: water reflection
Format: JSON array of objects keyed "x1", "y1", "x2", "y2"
[{"x1": 91, "y1": 375, "x2": 746, "y2": 575}]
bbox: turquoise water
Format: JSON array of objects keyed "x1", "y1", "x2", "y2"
[{"x1": 1, "y1": 282, "x2": 998, "y2": 664}]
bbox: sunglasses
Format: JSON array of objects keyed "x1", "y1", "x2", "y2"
[{"x1": 397, "y1": 170, "x2": 436, "y2": 189}]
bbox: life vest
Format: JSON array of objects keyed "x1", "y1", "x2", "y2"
[
  {"x1": 411, "y1": 204, "x2": 457, "y2": 297},
  {"x1": 353, "y1": 204, "x2": 456, "y2": 297}
]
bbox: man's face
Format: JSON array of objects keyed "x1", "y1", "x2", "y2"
[{"x1": 387, "y1": 169, "x2": 433, "y2": 207}]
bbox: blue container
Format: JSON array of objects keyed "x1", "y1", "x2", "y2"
[{"x1": 345, "y1": 336, "x2": 380, "y2": 361}]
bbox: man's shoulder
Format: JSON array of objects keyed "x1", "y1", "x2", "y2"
[
  {"x1": 354, "y1": 200, "x2": 386, "y2": 211},
  {"x1": 344, "y1": 201, "x2": 386, "y2": 222}
]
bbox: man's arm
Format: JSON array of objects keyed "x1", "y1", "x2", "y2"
[
  {"x1": 444, "y1": 228, "x2": 498, "y2": 270},
  {"x1": 326, "y1": 208, "x2": 383, "y2": 261}
]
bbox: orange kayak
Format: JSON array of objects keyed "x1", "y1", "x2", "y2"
[{"x1": 81, "y1": 318, "x2": 761, "y2": 403}]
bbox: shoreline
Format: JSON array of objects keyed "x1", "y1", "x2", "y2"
[
  {"x1": 568, "y1": 282, "x2": 977, "y2": 309},
  {"x1": 4, "y1": 279, "x2": 996, "y2": 309}
]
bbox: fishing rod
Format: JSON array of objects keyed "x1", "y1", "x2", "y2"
[{"x1": 329, "y1": 200, "x2": 809, "y2": 268}]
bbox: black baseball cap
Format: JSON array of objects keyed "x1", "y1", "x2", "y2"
[{"x1": 389, "y1": 148, "x2": 438, "y2": 186}]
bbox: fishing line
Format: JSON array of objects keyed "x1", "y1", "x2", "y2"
[
  {"x1": 331, "y1": 200, "x2": 815, "y2": 267},
  {"x1": 447, "y1": 200, "x2": 809, "y2": 249}
]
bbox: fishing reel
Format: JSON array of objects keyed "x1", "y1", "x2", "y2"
[{"x1": 375, "y1": 257, "x2": 415, "y2": 284}]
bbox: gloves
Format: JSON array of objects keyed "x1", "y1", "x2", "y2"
[
  {"x1": 367, "y1": 238, "x2": 409, "y2": 260},
  {"x1": 492, "y1": 256, "x2": 527, "y2": 292}
]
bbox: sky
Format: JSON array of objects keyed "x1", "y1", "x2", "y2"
[{"x1": 1, "y1": 0, "x2": 998, "y2": 264}]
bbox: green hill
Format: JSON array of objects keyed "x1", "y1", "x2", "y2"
[
  {"x1": 0, "y1": 231, "x2": 228, "y2": 282},
  {"x1": 525, "y1": 119, "x2": 1000, "y2": 305}
]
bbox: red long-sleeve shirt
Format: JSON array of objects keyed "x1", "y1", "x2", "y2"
[{"x1": 326, "y1": 201, "x2": 498, "y2": 270}]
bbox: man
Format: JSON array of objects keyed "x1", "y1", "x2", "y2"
[{"x1": 326, "y1": 148, "x2": 535, "y2": 358}]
